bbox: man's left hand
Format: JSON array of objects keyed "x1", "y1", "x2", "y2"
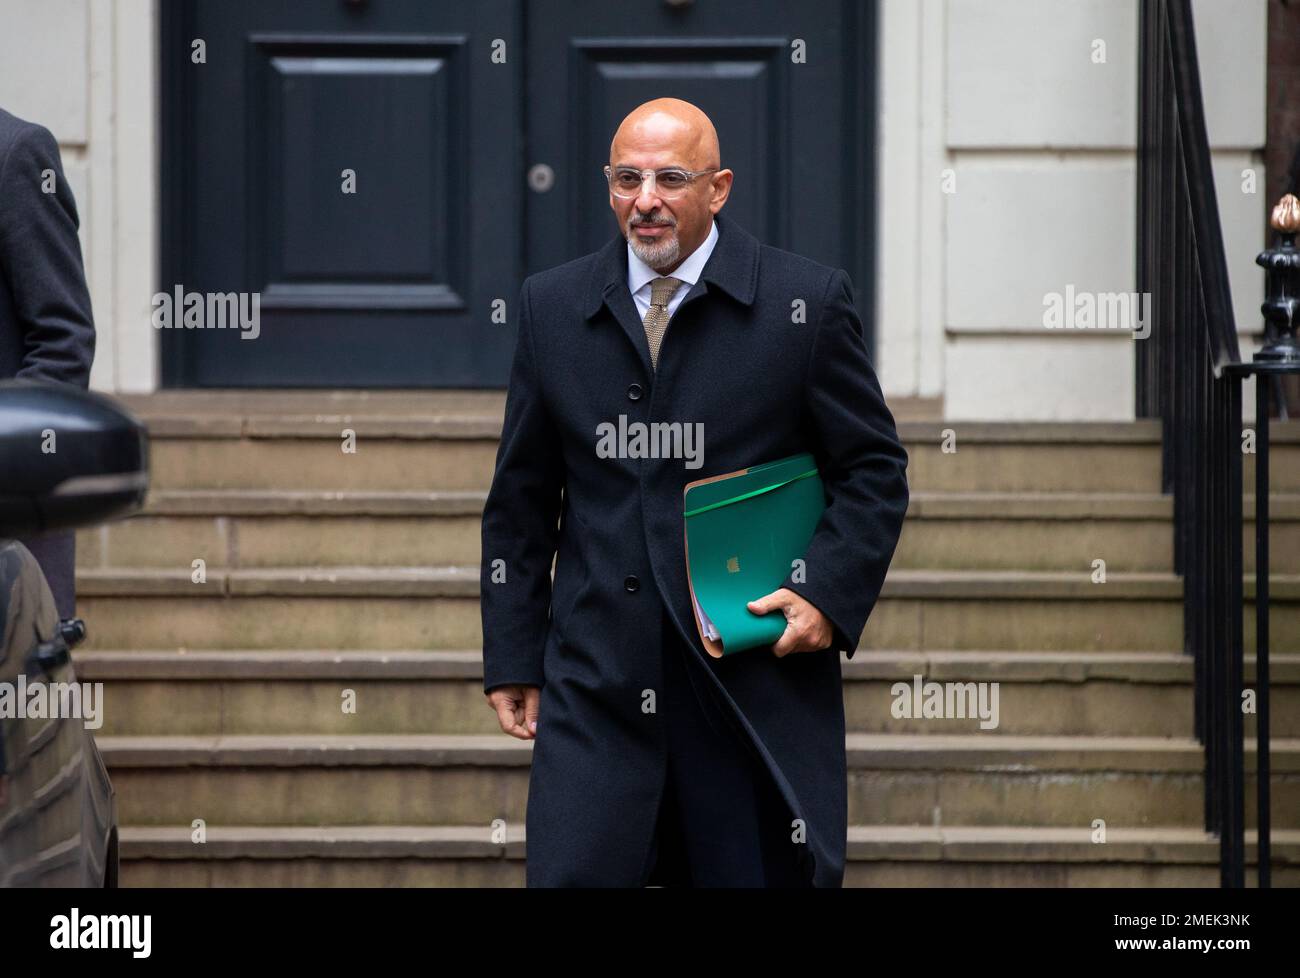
[{"x1": 746, "y1": 588, "x2": 834, "y2": 657}]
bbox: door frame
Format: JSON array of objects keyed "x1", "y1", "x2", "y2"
[{"x1": 157, "y1": 0, "x2": 194, "y2": 388}]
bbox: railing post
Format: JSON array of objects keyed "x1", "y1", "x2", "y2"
[
  {"x1": 1255, "y1": 374, "x2": 1270, "y2": 888},
  {"x1": 1224, "y1": 192, "x2": 1300, "y2": 887},
  {"x1": 1137, "y1": 0, "x2": 1270, "y2": 888}
]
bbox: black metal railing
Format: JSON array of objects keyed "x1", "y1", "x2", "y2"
[
  {"x1": 1136, "y1": 0, "x2": 1247, "y2": 887},
  {"x1": 1138, "y1": 0, "x2": 1300, "y2": 889}
]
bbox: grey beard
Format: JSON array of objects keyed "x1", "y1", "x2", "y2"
[{"x1": 628, "y1": 229, "x2": 680, "y2": 271}]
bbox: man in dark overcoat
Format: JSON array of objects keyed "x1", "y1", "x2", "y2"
[
  {"x1": 481, "y1": 98, "x2": 908, "y2": 887},
  {"x1": 0, "y1": 107, "x2": 97, "y2": 618}
]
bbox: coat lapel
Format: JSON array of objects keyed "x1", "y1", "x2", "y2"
[{"x1": 583, "y1": 211, "x2": 761, "y2": 376}]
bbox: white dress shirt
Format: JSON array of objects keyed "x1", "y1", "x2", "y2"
[{"x1": 627, "y1": 218, "x2": 719, "y2": 322}]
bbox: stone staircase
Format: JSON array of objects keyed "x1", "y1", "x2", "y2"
[{"x1": 71, "y1": 392, "x2": 1300, "y2": 886}]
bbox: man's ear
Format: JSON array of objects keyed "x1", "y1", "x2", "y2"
[{"x1": 709, "y1": 169, "x2": 734, "y2": 212}]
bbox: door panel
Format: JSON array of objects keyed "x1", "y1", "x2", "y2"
[
  {"x1": 524, "y1": 0, "x2": 874, "y2": 344},
  {"x1": 562, "y1": 38, "x2": 793, "y2": 255},
  {"x1": 250, "y1": 36, "x2": 462, "y2": 306},
  {"x1": 161, "y1": 0, "x2": 520, "y2": 387}
]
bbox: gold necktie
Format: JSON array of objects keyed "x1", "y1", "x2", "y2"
[{"x1": 642, "y1": 276, "x2": 682, "y2": 371}]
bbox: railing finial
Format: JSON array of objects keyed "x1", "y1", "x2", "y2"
[
  {"x1": 1255, "y1": 194, "x2": 1300, "y2": 364},
  {"x1": 1270, "y1": 193, "x2": 1300, "y2": 235}
]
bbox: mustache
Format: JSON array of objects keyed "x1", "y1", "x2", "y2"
[{"x1": 629, "y1": 216, "x2": 676, "y2": 227}]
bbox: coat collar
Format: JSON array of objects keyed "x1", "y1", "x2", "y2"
[
  {"x1": 582, "y1": 211, "x2": 759, "y2": 376},
  {"x1": 583, "y1": 210, "x2": 759, "y2": 322}
]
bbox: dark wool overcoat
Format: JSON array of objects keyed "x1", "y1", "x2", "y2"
[
  {"x1": 480, "y1": 211, "x2": 909, "y2": 887},
  {"x1": 0, "y1": 107, "x2": 96, "y2": 618}
]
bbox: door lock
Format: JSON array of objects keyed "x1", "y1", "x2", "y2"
[{"x1": 528, "y1": 164, "x2": 556, "y2": 193}]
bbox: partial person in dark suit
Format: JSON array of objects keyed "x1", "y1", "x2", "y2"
[
  {"x1": 0, "y1": 107, "x2": 97, "y2": 618},
  {"x1": 481, "y1": 98, "x2": 909, "y2": 886}
]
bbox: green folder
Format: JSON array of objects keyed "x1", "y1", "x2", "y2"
[{"x1": 683, "y1": 452, "x2": 825, "y2": 657}]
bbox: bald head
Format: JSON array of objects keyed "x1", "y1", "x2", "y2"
[
  {"x1": 609, "y1": 98, "x2": 720, "y2": 172},
  {"x1": 607, "y1": 98, "x2": 733, "y2": 274}
]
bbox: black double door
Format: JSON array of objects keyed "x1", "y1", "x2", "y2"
[{"x1": 161, "y1": 0, "x2": 873, "y2": 387}]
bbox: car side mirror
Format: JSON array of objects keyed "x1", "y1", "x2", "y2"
[{"x1": 0, "y1": 380, "x2": 149, "y2": 537}]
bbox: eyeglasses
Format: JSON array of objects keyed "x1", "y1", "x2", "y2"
[{"x1": 604, "y1": 165, "x2": 719, "y2": 199}]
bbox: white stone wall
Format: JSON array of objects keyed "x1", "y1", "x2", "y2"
[
  {"x1": 877, "y1": 0, "x2": 1269, "y2": 419},
  {"x1": 0, "y1": 0, "x2": 157, "y2": 393}
]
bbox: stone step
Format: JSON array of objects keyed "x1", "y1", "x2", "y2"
[
  {"x1": 78, "y1": 490, "x2": 486, "y2": 570},
  {"x1": 116, "y1": 389, "x2": 509, "y2": 416},
  {"x1": 74, "y1": 566, "x2": 482, "y2": 651},
  {"x1": 133, "y1": 415, "x2": 1300, "y2": 493},
  {"x1": 77, "y1": 488, "x2": 1300, "y2": 573},
  {"x1": 115, "y1": 822, "x2": 1300, "y2": 887},
  {"x1": 117, "y1": 391, "x2": 1300, "y2": 483},
  {"x1": 70, "y1": 568, "x2": 1300, "y2": 652},
  {"x1": 95, "y1": 733, "x2": 1300, "y2": 831},
  {"x1": 115, "y1": 389, "x2": 941, "y2": 425},
  {"x1": 842, "y1": 825, "x2": 1300, "y2": 887},
  {"x1": 901, "y1": 491, "x2": 1300, "y2": 573},
  {"x1": 139, "y1": 418, "x2": 1169, "y2": 493},
  {"x1": 73, "y1": 649, "x2": 1300, "y2": 739}
]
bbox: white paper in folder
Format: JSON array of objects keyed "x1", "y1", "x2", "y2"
[{"x1": 691, "y1": 588, "x2": 720, "y2": 641}]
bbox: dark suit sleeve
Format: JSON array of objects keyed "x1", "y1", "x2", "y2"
[
  {"x1": 0, "y1": 122, "x2": 95, "y2": 387},
  {"x1": 778, "y1": 268, "x2": 909, "y2": 659},
  {"x1": 479, "y1": 276, "x2": 565, "y2": 693}
]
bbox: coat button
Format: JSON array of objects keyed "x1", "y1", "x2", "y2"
[
  {"x1": 624, "y1": 575, "x2": 640, "y2": 593},
  {"x1": 627, "y1": 383, "x2": 643, "y2": 402}
]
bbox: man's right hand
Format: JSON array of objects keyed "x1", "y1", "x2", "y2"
[{"x1": 486, "y1": 684, "x2": 541, "y2": 740}]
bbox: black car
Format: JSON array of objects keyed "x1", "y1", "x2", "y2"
[{"x1": 0, "y1": 381, "x2": 148, "y2": 887}]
